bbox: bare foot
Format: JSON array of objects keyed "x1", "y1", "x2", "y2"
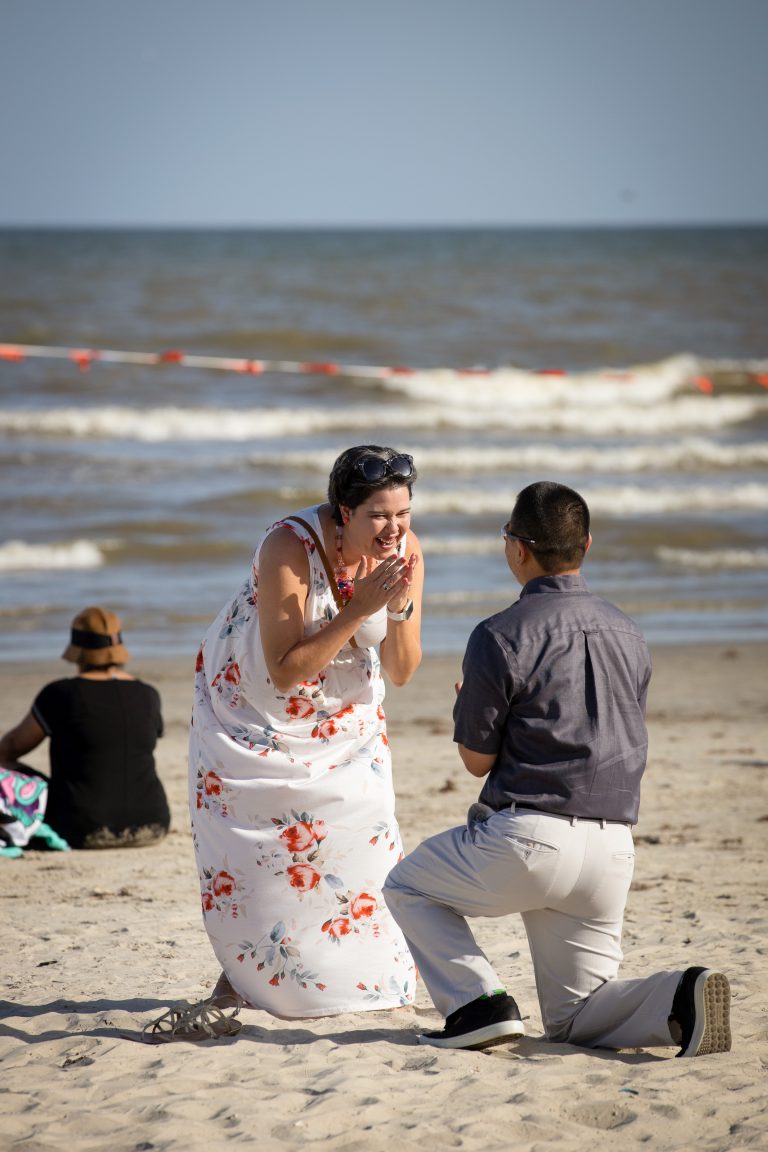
[{"x1": 209, "y1": 971, "x2": 243, "y2": 1008}]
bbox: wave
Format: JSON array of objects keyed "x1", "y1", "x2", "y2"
[
  {"x1": 365, "y1": 353, "x2": 703, "y2": 407},
  {"x1": 0, "y1": 539, "x2": 106, "y2": 571},
  {"x1": 656, "y1": 546, "x2": 768, "y2": 570},
  {"x1": 247, "y1": 439, "x2": 768, "y2": 474},
  {"x1": 360, "y1": 353, "x2": 768, "y2": 406},
  {"x1": 1, "y1": 394, "x2": 765, "y2": 441},
  {"x1": 413, "y1": 482, "x2": 768, "y2": 517},
  {"x1": 420, "y1": 535, "x2": 500, "y2": 556}
]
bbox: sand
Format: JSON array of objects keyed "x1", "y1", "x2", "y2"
[{"x1": 1, "y1": 643, "x2": 767, "y2": 1151}]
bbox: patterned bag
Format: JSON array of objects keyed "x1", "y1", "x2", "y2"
[{"x1": 0, "y1": 765, "x2": 69, "y2": 856}]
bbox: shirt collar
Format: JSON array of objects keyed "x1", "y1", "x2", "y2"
[{"x1": 520, "y1": 573, "x2": 588, "y2": 597}]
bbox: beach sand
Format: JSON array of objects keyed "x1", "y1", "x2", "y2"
[{"x1": 1, "y1": 644, "x2": 767, "y2": 1150}]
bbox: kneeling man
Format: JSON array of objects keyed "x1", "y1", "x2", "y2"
[{"x1": 384, "y1": 481, "x2": 731, "y2": 1057}]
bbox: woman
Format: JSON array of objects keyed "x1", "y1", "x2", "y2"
[
  {"x1": 0, "y1": 606, "x2": 169, "y2": 849},
  {"x1": 186, "y1": 445, "x2": 423, "y2": 1026}
]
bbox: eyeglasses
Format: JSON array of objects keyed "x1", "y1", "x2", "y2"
[
  {"x1": 501, "y1": 525, "x2": 537, "y2": 545},
  {"x1": 355, "y1": 453, "x2": 415, "y2": 483}
]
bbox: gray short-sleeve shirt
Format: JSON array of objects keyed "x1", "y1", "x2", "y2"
[{"x1": 453, "y1": 574, "x2": 651, "y2": 824}]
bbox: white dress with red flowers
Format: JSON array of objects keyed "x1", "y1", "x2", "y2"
[{"x1": 189, "y1": 506, "x2": 416, "y2": 1017}]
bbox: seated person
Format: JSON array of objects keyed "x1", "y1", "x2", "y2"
[{"x1": 0, "y1": 606, "x2": 169, "y2": 849}]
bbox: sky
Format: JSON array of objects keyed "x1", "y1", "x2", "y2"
[{"x1": 1, "y1": 0, "x2": 767, "y2": 228}]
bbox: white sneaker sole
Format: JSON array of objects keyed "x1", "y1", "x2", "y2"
[
  {"x1": 418, "y1": 1018, "x2": 525, "y2": 1050},
  {"x1": 679, "y1": 970, "x2": 731, "y2": 1057}
]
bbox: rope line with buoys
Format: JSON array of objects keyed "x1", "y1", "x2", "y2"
[
  {"x1": 1, "y1": 340, "x2": 767, "y2": 391},
  {"x1": 0, "y1": 341, "x2": 485, "y2": 379}
]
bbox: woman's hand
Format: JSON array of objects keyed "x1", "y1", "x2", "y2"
[
  {"x1": 350, "y1": 553, "x2": 411, "y2": 616},
  {"x1": 379, "y1": 537, "x2": 423, "y2": 687},
  {"x1": 385, "y1": 552, "x2": 418, "y2": 614}
]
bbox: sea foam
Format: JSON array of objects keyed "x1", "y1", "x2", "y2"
[
  {"x1": 1, "y1": 393, "x2": 765, "y2": 440},
  {"x1": 0, "y1": 540, "x2": 105, "y2": 571},
  {"x1": 249, "y1": 439, "x2": 768, "y2": 475},
  {"x1": 413, "y1": 482, "x2": 768, "y2": 516},
  {"x1": 657, "y1": 547, "x2": 768, "y2": 570}
]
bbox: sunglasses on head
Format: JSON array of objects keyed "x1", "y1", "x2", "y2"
[{"x1": 354, "y1": 453, "x2": 414, "y2": 483}]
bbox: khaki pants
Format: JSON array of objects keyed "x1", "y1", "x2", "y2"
[{"x1": 384, "y1": 805, "x2": 679, "y2": 1048}]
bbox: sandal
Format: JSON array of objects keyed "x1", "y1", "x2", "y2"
[{"x1": 142, "y1": 997, "x2": 243, "y2": 1043}]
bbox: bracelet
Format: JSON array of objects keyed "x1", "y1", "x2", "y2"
[{"x1": 386, "y1": 599, "x2": 414, "y2": 622}]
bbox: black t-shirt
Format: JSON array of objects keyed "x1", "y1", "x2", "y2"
[{"x1": 32, "y1": 677, "x2": 169, "y2": 848}]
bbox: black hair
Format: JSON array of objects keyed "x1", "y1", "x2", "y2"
[
  {"x1": 510, "y1": 481, "x2": 590, "y2": 573},
  {"x1": 327, "y1": 445, "x2": 418, "y2": 526}
]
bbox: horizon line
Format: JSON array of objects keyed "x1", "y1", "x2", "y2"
[{"x1": 1, "y1": 219, "x2": 767, "y2": 232}]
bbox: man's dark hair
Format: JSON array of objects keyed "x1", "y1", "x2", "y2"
[
  {"x1": 510, "y1": 481, "x2": 590, "y2": 573},
  {"x1": 327, "y1": 445, "x2": 417, "y2": 526}
]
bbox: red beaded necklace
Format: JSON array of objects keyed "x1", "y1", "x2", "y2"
[{"x1": 335, "y1": 525, "x2": 355, "y2": 604}]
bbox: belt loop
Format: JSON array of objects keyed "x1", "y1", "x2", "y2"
[
  {"x1": 600, "y1": 818, "x2": 606, "y2": 829},
  {"x1": 510, "y1": 802, "x2": 516, "y2": 813},
  {"x1": 570, "y1": 814, "x2": 577, "y2": 826}
]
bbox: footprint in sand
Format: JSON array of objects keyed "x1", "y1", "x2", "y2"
[{"x1": 568, "y1": 1100, "x2": 637, "y2": 1130}]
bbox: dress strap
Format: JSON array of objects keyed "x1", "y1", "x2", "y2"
[{"x1": 284, "y1": 515, "x2": 359, "y2": 648}]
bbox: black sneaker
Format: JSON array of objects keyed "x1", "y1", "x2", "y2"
[
  {"x1": 671, "y1": 967, "x2": 731, "y2": 1057},
  {"x1": 418, "y1": 991, "x2": 525, "y2": 1050}
]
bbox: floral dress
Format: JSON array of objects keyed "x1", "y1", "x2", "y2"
[{"x1": 189, "y1": 505, "x2": 416, "y2": 1017}]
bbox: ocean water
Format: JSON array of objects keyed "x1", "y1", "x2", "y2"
[{"x1": 1, "y1": 227, "x2": 767, "y2": 663}]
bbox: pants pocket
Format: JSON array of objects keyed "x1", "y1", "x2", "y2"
[{"x1": 503, "y1": 833, "x2": 560, "y2": 864}]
